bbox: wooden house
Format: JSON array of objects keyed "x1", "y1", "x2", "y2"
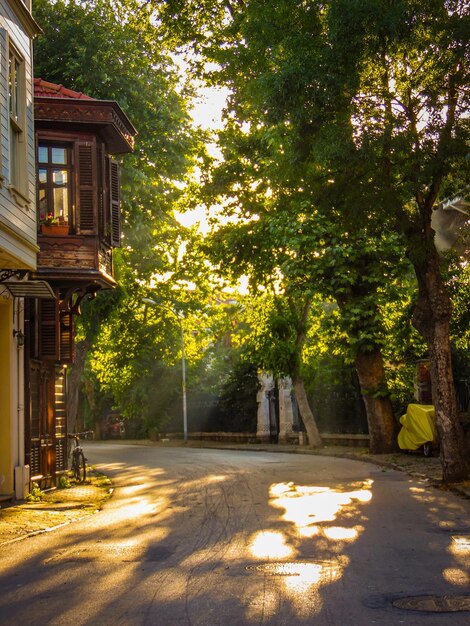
[{"x1": 24, "y1": 79, "x2": 136, "y2": 488}]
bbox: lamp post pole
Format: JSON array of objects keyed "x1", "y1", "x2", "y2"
[
  {"x1": 143, "y1": 298, "x2": 188, "y2": 443},
  {"x1": 179, "y1": 316, "x2": 188, "y2": 443}
]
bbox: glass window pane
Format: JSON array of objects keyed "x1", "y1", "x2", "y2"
[
  {"x1": 53, "y1": 186, "x2": 69, "y2": 221},
  {"x1": 10, "y1": 132, "x2": 18, "y2": 187},
  {"x1": 37, "y1": 144, "x2": 71, "y2": 227},
  {"x1": 8, "y1": 56, "x2": 13, "y2": 116},
  {"x1": 51, "y1": 147, "x2": 67, "y2": 165},
  {"x1": 39, "y1": 189, "x2": 47, "y2": 221},
  {"x1": 8, "y1": 54, "x2": 21, "y2": 120},
  {"x1": 38, "y1": 146, "x2": 48, "y2": 163},
  {"x1": 14, "y1": 58, "x2": 20, "y2": 120},
  {"x1": 53, "y1": 170, "x2": 67, "y2": 187}
]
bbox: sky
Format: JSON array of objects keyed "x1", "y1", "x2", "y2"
[
  {"x1": 174, "y1": 83, "x2": 249, "y2": 294},
  {"x1": 190, "y1": 85, "x2": 229, "y2": 130},
  {"x1": 174, "y1": 84, "x2": 230, "y2": 234}
]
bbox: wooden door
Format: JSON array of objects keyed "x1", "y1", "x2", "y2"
[{"x1": 28, "y1": 361, "x2": 57, "y2": 488}]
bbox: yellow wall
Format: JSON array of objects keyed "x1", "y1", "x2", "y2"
[{"x1": 0, "y1": 299, "x2": 13, "y2": 495}]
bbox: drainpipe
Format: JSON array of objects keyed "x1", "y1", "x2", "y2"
[{"x1": 14, "y1": 298, "x2": 29, "y2": 500}]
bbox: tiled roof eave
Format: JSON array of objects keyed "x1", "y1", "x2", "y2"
[
  {"x1": 34, "y1": 78, "x2": 94, "y2": 100},
  {"x1": 34, "y1": 97, "x2": 136, "y2": 152}
]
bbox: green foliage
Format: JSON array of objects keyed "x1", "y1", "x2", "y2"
[
  {"x1": 26, "y1": 483, "x2": 44, "y2": 502},
  {"x1": 239, "y1": 293, "x2": 308, "y2": 378},
  {"x1": 57, "y1": 474, "x2": 71, "y2": 490},
  {"x1": 449, "y1": 260, "x2": 470, "y2": 353},
  {"x1": 447, "y1": 259, "x2": 470, "y2": 385},
  {"x1": 34, "y1": 0, "x2": 197, "y2": 189}
]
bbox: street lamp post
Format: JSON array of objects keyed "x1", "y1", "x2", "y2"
[
  {"x1": 179, "y1": 319, "x2": 188, "y2": 443},
  {"x1": 143, "y1": 298, "x2": 188, "y2": 443}
]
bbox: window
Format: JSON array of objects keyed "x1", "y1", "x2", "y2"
[
  {"x1": 8, "y1": 45, "x2": 25, "y2": 191},
  {"x1": 36, "y1": 134, "x2": 121, "y2": 241},
  {"x1": 38, "y1": 144, "x2": 72, "y2": 230}
]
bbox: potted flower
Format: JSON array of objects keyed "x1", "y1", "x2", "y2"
[{"x1": 40, "y1": 215, "x2": 69, "y2": 236}]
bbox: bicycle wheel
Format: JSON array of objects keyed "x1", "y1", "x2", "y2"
[{"x1": 72, "y1": 451, "x2": 87, "y2": 482}]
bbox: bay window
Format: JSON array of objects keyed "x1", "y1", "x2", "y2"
[{"x1": 36, "y1": 134, "x2": 121, "y2": 243}]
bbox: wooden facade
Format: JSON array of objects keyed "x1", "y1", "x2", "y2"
[{"x1": 24, "y1": 79, "x2": 135, "y2": 488}]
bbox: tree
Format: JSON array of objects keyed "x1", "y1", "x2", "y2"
[
  {"x1": 160, "y1": 0, "x2": 469, "y2": 479},
  {"x1": 204, "y1": 188, "x2": 409, "y2": 451},
  {"x1": 316, "y1": 0, "x2": 469, "y2": 480}
]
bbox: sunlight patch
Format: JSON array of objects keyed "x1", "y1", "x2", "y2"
[
  {"x1": 451, "y1": 536, "x2": 470, "y2": 553},
  {"x1": 443, "y1": 568, "x2": 470, "y2": 586},
  {"x1": 249, "y1": 530, "x2": 295, "y2": 559},
  {"x1": 323, "y1": 526, "x2": 359, "y2": 541},
  {"x1": 269, "y1": 480, "x2": 373, "y2": 533}
]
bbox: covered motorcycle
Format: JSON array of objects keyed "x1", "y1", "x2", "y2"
[{"x1": 397, "y1": 404, "x2": 438, "y2": 456}]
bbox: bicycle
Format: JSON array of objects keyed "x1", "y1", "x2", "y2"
[{"x1": 68, "y1": 431, "x2": 93, "y2": 482}]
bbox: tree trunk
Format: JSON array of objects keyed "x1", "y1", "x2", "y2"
[
  {"x1": 293, "y1": 375, "x2": 322, "y2": 447},
  {"x1": 67, "y1": 339, "x2": 90, "y2": 433},
  {"x1": 290, "y1": 297, "x2": 322, "y2": 448},
  {"x1": 354, "y1": 348, "x2": 397, "y2": 453},
  {"x1": 411, "y1": 246, "x2": 468, "y2": 482}
]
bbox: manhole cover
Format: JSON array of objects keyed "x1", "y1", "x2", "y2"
[{"x1": 393, "y1": 595, "x2": 470, "y2": 613}]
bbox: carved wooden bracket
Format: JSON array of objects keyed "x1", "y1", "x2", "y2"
[{"x1": 60, "y1": 284, "x2": 101, "y2": 315}]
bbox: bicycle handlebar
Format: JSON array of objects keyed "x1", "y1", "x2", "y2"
[{"x1": 67, "y1": 430, "x2": 94, "y2": 439}]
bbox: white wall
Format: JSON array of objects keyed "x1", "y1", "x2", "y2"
[{"x1": 0, "y1": 0, "x2": 39, "y2": 270}]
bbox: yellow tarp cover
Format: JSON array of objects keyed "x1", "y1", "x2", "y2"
[{"x1": 397, "y1": 403, "x2": 438, "y2": 451}]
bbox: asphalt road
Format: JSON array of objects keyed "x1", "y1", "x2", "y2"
[{"x1": 1, "y1": 443, "x2": 470, "y2": 625}]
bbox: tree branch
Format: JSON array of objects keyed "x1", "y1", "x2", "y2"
[{"x1": 425, "y1": 63, "x2": 461, "y2": 211}]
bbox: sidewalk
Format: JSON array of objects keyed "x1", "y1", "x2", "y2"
[
  {"x1": 0, "y1": 470, "x2": 112, "y2": 546},
  {"x1": 1, "y1": 441, "x2": 469, "y2": 546}
]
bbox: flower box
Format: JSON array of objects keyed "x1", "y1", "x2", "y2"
[{"x1": 41, "y1": 223, "x2": 69, "y2": 236}]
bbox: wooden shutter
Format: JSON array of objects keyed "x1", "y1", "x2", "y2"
[
  {"x1": 97, "y1": 143, "x2": 107, "y2": 240},
  {"x1": 59, "y1": 311, "x2": 74, "y2": 364},
  {"x1": 29, "y1": 361, "x2": 41, "y2": 440},
  {"x1": 76, "y1": 140, "x2": 97, "y2": 232},
  {"x1": 39, "y1": 298, "x2": 59, "y2": 360},
  {"x1": 109, "y1": 158, "x2": 121, "y2": 247}
]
